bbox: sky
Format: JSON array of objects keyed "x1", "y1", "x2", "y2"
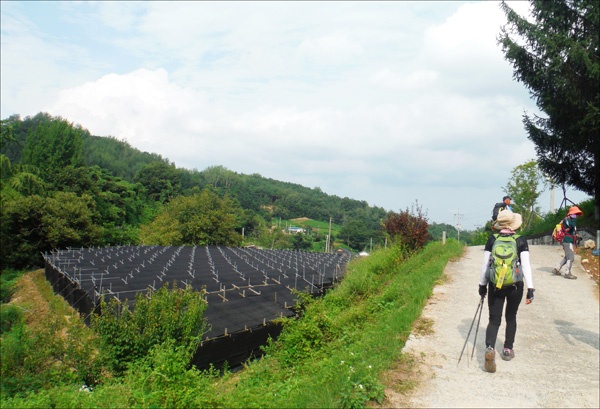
[{"x1": 1, "y1": 1, "x2": 591, "y2": 231}]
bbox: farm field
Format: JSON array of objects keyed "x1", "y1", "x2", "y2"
[{"x1": 43, "y1": 245, "x2": 352, "y2": 368}]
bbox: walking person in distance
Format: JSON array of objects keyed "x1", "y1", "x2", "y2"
[
  {"x1": 491, "y1": 196, "x2": 513, "y2": 231},
  {"x1": 479, "y1": 209, "x2": 535, "y2": 373},
  {"x1": 553, "y1": 205, "x2": 583, "y2": 280}
]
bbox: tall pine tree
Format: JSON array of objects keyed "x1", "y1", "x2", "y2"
[{"x1": 498, "y1": 0, "x2": 599, "y2": 226}]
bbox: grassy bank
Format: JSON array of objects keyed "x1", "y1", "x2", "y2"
[{"x1": 1, "y1": 240, "x2": 464, "y2": 408}]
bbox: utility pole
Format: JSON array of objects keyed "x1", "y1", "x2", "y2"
[
  {"x1": 545, "y1": 174, "x2": 555, "y2": 213},
  {"x1": 327, "y1": 217, "x2": 332, "y2": 253},
  {"x1": 454, "y1": 211, "x2": 463, "y2": 242}
]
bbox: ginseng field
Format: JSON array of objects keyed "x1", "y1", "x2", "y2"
[{"x1": 44, "y1": 245, "x2": 351, "y2": 369}]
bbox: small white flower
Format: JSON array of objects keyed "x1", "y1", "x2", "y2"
[
  {"x1": 359, "y1": 384, "x2": 364, "y2": 389},
  {"x1": 340, "y1": 360, "x2": 345, "y2": 365}
]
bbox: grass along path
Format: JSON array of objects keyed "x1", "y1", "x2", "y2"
[
  {"x1": 2, "y1": 241, "x2": 465, "y2": 408},
  {"x1": 380, "y1": 244, "x2": 599, "y2": 408}
]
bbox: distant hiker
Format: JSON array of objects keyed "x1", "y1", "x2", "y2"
[
  {"x1": 479, "y1": 209, "x2": 534, "y2": 373},
  {"x1": 553, "y1": 205, "x2": 583, "y2": 280},
  {"x1": 491, "y1": 196, "x2": 513, "y2": 231}
]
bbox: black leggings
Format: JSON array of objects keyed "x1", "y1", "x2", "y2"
[{"x1": 485, "y1": 282, "x2": 524, "y2": 350}]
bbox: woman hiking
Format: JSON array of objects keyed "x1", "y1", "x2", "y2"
[
  {"x1": 553, "y1": 205, "x2": 583, "y2": 279},
  {"x1": 479, "y1": 209, "x2": 535, "y2": 373}
]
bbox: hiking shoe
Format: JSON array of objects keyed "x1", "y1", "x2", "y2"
[
  {"x1": 564, "y1": 273, "x2": 578, "y2": 280},
  {"x1": 553, "y1": 268, "x2": 561, "y2": 276},
  {"x1": 484, "y1": 347, "x2": 496, "y2": 373},
  {"x1": 501, "y1": 348, "x2": 515, "y2": 361}
]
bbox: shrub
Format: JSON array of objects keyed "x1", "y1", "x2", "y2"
[
  {"x1": 0, "y1": 304, "x2": 23, "y2": 334},
  {"x1": 0, "y1": 315, "x2": 80, "y2": 398},
  {"x1": 91, "y1": 282, "x2": 207, "y2": 374},
  {"x1": 123, "y1": 339, "x2": 221, "y2": 408},
  {"x1": 0, "y1": 269, "x2": 23, "y2": 303},
  {"x1": 382, "y1": 201, "x2": 429, "y2": 252}
]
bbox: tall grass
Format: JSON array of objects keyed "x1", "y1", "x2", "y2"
[
  {"x1": 213, "y1": 239, "x2": 464, "y2": 408},
  {"x1": 0, "y1": 269, "x2": 24, "y2": 304},
  {"x1": 1, "y1": 239, "x2": 464, "y2": 409}
]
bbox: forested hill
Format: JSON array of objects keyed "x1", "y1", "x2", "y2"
[
  {"x1": 1, "y1": 113, "x2": 396, "y2": 269},
  {"x1": 2, "y1": 112, "x2": 387, "y2": 223}
]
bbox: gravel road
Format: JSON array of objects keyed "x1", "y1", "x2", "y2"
[{"x1": 386, "y1": 244, "x2": 599, "y2": 408}]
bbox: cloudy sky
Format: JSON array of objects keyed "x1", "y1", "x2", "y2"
[{"x1": 1, "y1": 1, "x2": 590, "y2": 230}]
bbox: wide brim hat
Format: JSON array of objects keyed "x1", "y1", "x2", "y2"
[
  {"x1": 567, "y1": 206, "x2": 583, "y2": 216},
  {"x1": 493, "y1": 209, "x2": 523, "y2": 231}
]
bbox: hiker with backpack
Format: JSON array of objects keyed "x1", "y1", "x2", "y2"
[
  {"x1": 553, "y1": 205, "x2": 583, "y2": 280},
  {"x1": 478, "y1": 209, "x2": 534, "y2": 373},
  {"x1": 491, "y1": 196, "x2": 513, "y2": 231}
]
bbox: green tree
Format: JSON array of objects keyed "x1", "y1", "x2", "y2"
[
  {"x1": 134, "y1": 161, "x2": 182, "y2": 203},
  {"x1": 1, "y1": 119, "x2": 46, "y2": 198},
  {"x1": 498, "y1": 0, "x2": 599, "y2": 221},
  {"x1": 202, "y1": 165, "x2": 235, "y2": 188},
  {"x1": 22, "y1": 117, "x2": 86, "y2": 175},
  {"x1": 0, "y1": 158, "x2": 46, "y2": 199},
  {"x1": 0, "y1": 192, "x2": 103, "y2": 269},
  {"x1": 339, "y1": 219, "x2": 370, "y2": 251},
  {"x1": 428, "y1": 222, "x2": 457, "y2": 241},
  {"x1": 140, "y1": 189, "x2": 242, "y2": 246},
  {"x1": 82, "y1": 134, "x2": 167, "y2": 181},
  {"x1": 504, "y1": 160, "x2": 546, "y2": 230},
  {"x1": 244, "y1": 221, "x2": 293, "y2": 250},
  {"x1": 292, "y1": 232, "x2": 313, "y2": 251}
]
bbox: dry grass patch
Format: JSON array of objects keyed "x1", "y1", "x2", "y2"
[
  {"x1": 370, "y1": 352, "x2": 429, "y2": 409},
  {"x1": 434, "y1": 273, "x2": 450, "y2": 286},
  {"x1": 9, "y1": 270, "x2": 51, "y2": 327},
  {"x1": 9, "y1": 269, "x2": 89, "y2": 339},
  {"x1": 412, "y1": 317, "x2": 434, "y2": 337},
  {"x1": 578, "y1": 247, "x2": 599, "y2": 285},
  {"x1": 290, "y1": 217, "x2": 310, "y2": 222}
]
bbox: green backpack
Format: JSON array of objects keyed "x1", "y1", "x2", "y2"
[{"x1": 487, "y1": 234, "x2": 523, "y2": 289}]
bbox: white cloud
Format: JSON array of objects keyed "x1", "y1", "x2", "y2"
[
  {"x1": 1, "y1": 1, "x2": 591, "y2": 229},
  {"x1": 49, "y1": 68, "x2": 211, "y2": 145}
]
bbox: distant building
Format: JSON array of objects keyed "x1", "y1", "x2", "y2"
[{"x1": 286, "y1": 226, "x2": 306, "y2": 234}]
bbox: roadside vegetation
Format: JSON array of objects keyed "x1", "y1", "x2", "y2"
[{"x1": 1, "y1": 238, "x2": 463, "y2": 408}]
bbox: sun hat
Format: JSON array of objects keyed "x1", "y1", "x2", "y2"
[
  {"x1": 493, "y1": 209, "x2": 523, "y2": 231},
  {"x1": 567, "y1": 206, "x2": 583, "y2": 216}
]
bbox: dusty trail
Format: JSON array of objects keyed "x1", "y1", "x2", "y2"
[{"x1": 384, "y1": 244, "x2": 599, "y2": 409}]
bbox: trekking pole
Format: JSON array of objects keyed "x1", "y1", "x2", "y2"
[
  {"x1": 457, "y1": 299, "x2": 482, "y2": 367},
  {"x1": 470, "y1": 297, "x2": 484, "y2": 360}
]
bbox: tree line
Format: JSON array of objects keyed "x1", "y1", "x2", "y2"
[{"x1": 2, "y1": 112, "x2": 413, "y2": 270}]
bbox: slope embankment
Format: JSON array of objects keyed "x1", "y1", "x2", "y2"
[{"x1": 383, "y1": 244, "x2": 599, "y2": 409}]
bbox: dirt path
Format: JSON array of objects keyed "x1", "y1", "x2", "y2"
[{"x1": 384, "y1": 244, "x2": 599, "y2": 409}]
